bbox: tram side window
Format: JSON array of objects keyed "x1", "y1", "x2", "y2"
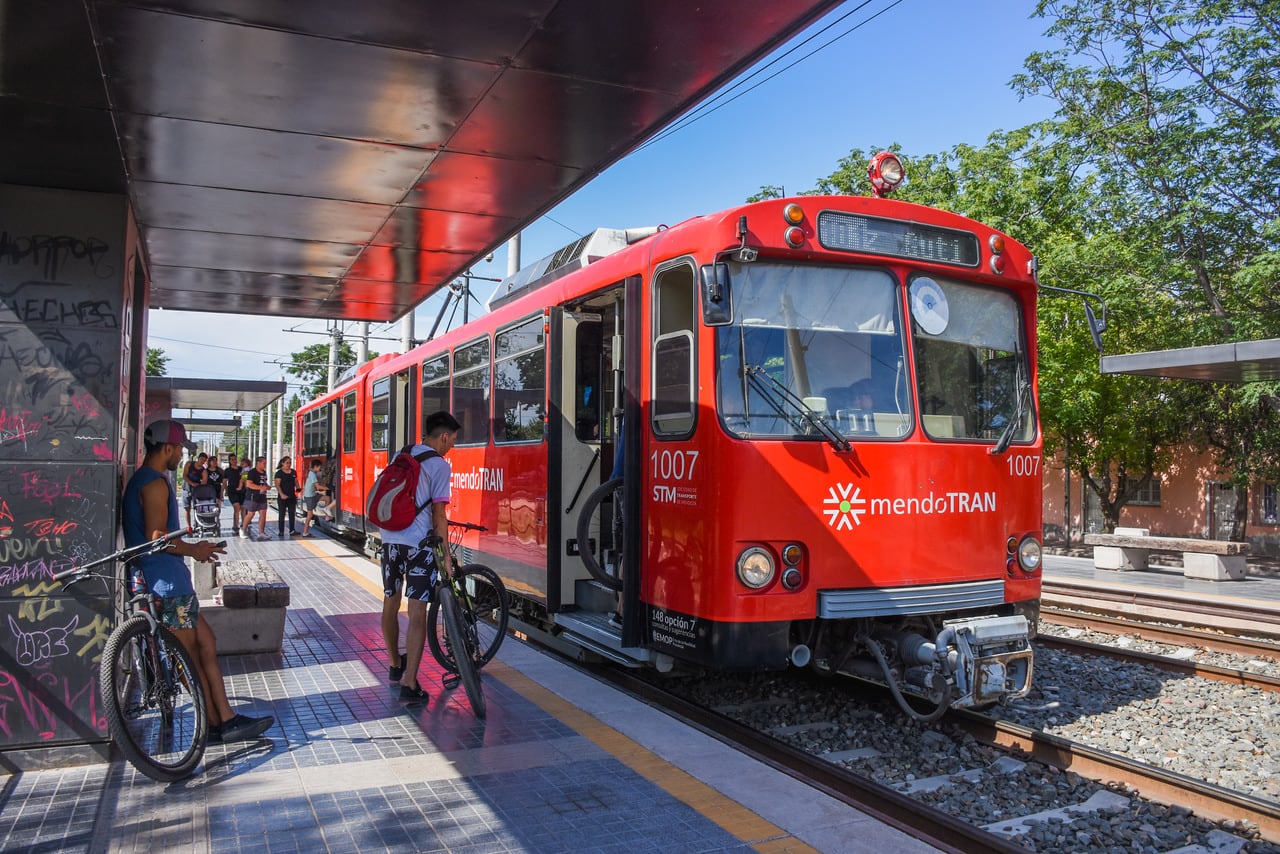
[
  {"x1": 370, "y1": 378, "x2": 390, "y2": 450},
  {"x1": 495, "y1": 316, "x2": 545, "y2": 444},
  {"x1": 421, "y1": 353, "x2": 450, "y2": 436},
  {"x1": 652, "y1": 263, "x2": 696, "y2": 436},
  {"x1": 342, "y1": 392, "x2": 357, "y2": 455},
  {"x1": 454, "y1": 337, "x2": 491, "y2": 446}
]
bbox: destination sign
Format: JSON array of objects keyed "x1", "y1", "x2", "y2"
[{"x1": 817, "y1": 211, "x2": 980, "y2": 267}]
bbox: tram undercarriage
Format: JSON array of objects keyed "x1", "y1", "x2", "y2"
[{"x1": 798, "y1": 607, "x2": 1037, "y2": 721}]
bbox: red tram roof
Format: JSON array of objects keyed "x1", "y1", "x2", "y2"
[{"x1": 2, "y1": 1, "x2": 840, "y2": 322}]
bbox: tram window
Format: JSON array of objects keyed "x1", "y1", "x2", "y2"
[
  {"x1": 495, "y1": 316, "x2": 545, "y2": 444},
  {"x1": 654, "y1": 331, "x2": 694, "y2": 433},
  {"x1": 653, "y1": 262, "x2": 697, "y2": 438},
  {"x1": 911, "y1": 276, "x2": 1033, "y2": 443},
  {"x1": 342, "y1": 392, "x2": 356, "y2": 454},
  {"x1": 716, "y1": 263, "x2": 910, "y2": 441},
  {"x1": 454, "y1": 337, "x2": 491, "y2": 446},
  {"x1": 421, "y1": 354, "x2": 450, "y2": 436},
  {"x1": 370, "y1": 378, "x2": 391, "y2": 450}
]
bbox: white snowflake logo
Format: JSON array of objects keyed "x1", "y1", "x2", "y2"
[{"x1": 823, "y1": 483, "x2": 866, "y2": 530}]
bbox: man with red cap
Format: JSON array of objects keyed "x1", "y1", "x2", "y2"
[{"x1": 123, "y1": 419, "x2": 273, "y2": 743}]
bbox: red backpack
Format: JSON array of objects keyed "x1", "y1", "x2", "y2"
[{"x1": 365, "y1": 447, "x2": 438, "y2": 530}]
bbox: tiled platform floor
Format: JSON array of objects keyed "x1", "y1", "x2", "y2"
[{"x1": 0, "y1": 522, "x2": 936, "y2": 854}]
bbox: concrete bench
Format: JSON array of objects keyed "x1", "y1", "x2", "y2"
[
  {"x1": 1083, "y1": 527, "x2": 1250, "y2": 581},
  {"x1": 192, "y1": 559, "x2": 289, "y2": 653}
]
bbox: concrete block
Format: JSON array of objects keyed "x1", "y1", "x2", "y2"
[
  {"x1": 1182, "y1": 552, "x2": 1246, "y2": 581},
  {"x1": 1094, "y1": 545, "x2": 1149, "y2": 570},
  {"x1": 1115, "y1": 526, "x2": 1150, "y2": 536},
  {"x1": 200, "y1": 602, "x2": 286, "y2": 653},
  {"x1": 221, "y1": 584, "x2": 257, "y2": 608},
  {"x1": 192, "y1": 560, "x2": 218, "y2": 599},
  {"x1": 256, "y1": 581, "x2": 290, "y2": 607}
]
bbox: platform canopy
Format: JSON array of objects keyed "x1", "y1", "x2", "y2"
[
  {"x1": 2, "y1": 0, "x2": 840, "y2": 322},
  {"x1": 150, "y1": 377, "x2": 288, "y2": 414},
  {"x1": 1100, "y1": 338, "x2": 1280, "y2": 383}
]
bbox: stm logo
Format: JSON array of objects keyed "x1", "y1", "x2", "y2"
[{"x1": 823, "y1": 483, "x2": 866, "y2": 530}]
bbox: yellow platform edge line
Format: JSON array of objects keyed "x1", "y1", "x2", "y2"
[{"x1": 299, "y1": 539, "x2": 817, "y2": 853}]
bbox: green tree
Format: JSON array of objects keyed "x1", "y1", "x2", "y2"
[
  {"x1": 286, "y1": 341, "x2": 375, "y2": 399},
  {"x1": 146, "y1": 347, "x2": 169, "y2": 376},
  {"x1": 1012, "y1": 0, "x2": 1280, "y2": 537}
]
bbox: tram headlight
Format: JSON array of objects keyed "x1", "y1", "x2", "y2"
[
  {"x1": 736, "y1": 546, "x2": 775, "y2": 589},
  {"x1": 1016, "y1": 536, "x2": 1042, "y2": 573}
]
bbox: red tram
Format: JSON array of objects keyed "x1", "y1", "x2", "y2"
[{"x1": 297, "y1": 155, "x2": 1043, "y2": 717}]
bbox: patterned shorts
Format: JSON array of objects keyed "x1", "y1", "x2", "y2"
[
  {"x1": 381, "y1": 542, "x2": 437, "y2": 602},
  {"x1": 153, "y1": 593, "x2": 199, "y2": 630}
]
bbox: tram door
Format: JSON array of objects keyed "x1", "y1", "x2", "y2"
[
  {"x1": 388, "y1": 366, "x2": 417, "y2": 449},
  {"x1": 550, "y1": 284, "x2": 629, "y2": 613},
  {"x1": 339, "y1": 390, "x2": 358, "y2": 525}
]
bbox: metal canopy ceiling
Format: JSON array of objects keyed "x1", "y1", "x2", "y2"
[
  {"x1": 1100, "y1": 339, "x2": 1280, "y2": 383},
  {"x1": 149, "y1": 377, "x2": 287, "y2": 412},
  {"x1": 2, "y1": 0, "x2": 839, "y2": 322}
]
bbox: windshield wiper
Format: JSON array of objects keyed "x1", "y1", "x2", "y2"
[
  {"x1": 990, "y1": 377, "x2": 1031, "y2": 456},
  {"x1": 745, "y1": 365, "x2": 851, "y2": 452}
]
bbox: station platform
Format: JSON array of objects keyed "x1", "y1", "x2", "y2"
[
  {"x1": 0, "y1": 514, "x2": 937, "y2": 854},
  {"x1": 1042, "y1": 550, "x2": 1280, "y2": 633}
]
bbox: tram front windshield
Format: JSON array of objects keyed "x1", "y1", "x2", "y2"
[{"x1": 716, "y1": 263, "x2": 1033, "y2": 444}]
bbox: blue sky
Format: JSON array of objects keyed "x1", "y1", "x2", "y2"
[{"x1": 152, "y1": 0, "x2": 1062, "y2": 416}]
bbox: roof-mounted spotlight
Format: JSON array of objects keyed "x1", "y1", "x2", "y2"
[{"x1": 868, "y1": 152, "x2": 905, "y2": 198}]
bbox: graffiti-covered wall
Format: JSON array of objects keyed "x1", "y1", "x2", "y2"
[{"x1": 0, "y1": 184, "x2": 144, "y2": 753}]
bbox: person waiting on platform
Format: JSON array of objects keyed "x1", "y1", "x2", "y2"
[{"x1": 125, "y1": 420, "x2": 273, "y2": 743}]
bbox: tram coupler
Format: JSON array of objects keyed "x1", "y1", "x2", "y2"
[{"x1": 892, "y1": 614, "x2": 1033, "y2": 709}]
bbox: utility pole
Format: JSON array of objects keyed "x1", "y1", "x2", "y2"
[
  {"x1": 277, "y1": 383, "x2": 286, "y2": 462},
  {"x1": 327, "y1": 321, "x2": 340, "y2": 393},
  {"x1": 356, "y1": 321, "x2": 369, "y2": 364},
  {"x1": 401, "y1": 311, "x2": 414, "y2": 353}
]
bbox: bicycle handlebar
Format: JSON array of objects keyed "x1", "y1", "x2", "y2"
[
  {"x1": 52, "y1": 528, "x2": 191, "y2": 582},
  {"x1": 448, "y1": 520, "x2": 487, "y2": 532}
]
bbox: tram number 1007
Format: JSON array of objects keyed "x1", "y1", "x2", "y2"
[
  {"x1": 1007, "y1": 454, "x2": 1041, "y2": 477},
  {"x1": 651, "y1": 449, "x2": 700, "y2": 481}
]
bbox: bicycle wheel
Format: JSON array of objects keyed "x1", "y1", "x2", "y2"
[
  {"x1": 101, "y1": 616, "x2": 208, "y2": 782},
  {"x1": 438, "y1": 585, "x2": 485, "y2": 719},
  {"x1": 576, "y1": 477, "x2": 624, "y2": 590},
  {"x1": 427, "y1": 565, "x2": 508, "y2": 673}
]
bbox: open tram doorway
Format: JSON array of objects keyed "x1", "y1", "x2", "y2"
[{"x1": 549, "y1": 280, "x2": 640, "y2": 647}]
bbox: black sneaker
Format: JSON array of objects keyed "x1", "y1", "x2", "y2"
[{"x1": 217, "y1": 713, "x2": 274, "y2": 743}]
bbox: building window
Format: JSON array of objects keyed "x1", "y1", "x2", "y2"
[
  {"x1": 1126, "y1": 475, "x2": 1161, "y2": 506},
  {"x1": 1263, "y1": 484, "x2": 1278, "y2": 525}
]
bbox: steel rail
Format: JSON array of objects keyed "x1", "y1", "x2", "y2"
[
  {"x1": 953, "y1": 710, "x2": 1280, "y2": 843},
  {"x1": 1042, "y1": 606, "x2": 1280, "y2": 661},
  {"x1": 1036, "y1": 635, "x2": 1280, "y2": 692}
]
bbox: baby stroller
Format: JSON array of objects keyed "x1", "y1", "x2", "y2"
[{"x1": 191, "y1": 482, "x2": 222, "y2": 537}]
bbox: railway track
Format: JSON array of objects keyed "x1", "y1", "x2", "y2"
[
  {"x1": 1037, "y1": 632, "x2": 1280, "y2": 693},
  {"x1": 1042, "y1": 577, "x2": 1280, "y2": 639},
  {"x1": 598, "y1": 666, "x2": 1025, "y2": 854},
  {"x1": 595, "y1": 663, "x2": 1280, "y2": 852},
  {"x1": 1042, "y1": 607, "x2": 1280, "y2": 662}
]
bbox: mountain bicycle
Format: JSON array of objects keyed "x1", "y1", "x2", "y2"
[
  {"x1": 425, "y1": 521, "x2": 509, "y2": 719},
  {"x1": 53, "y1": 529, "x2": 210, "y2": 782}
]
